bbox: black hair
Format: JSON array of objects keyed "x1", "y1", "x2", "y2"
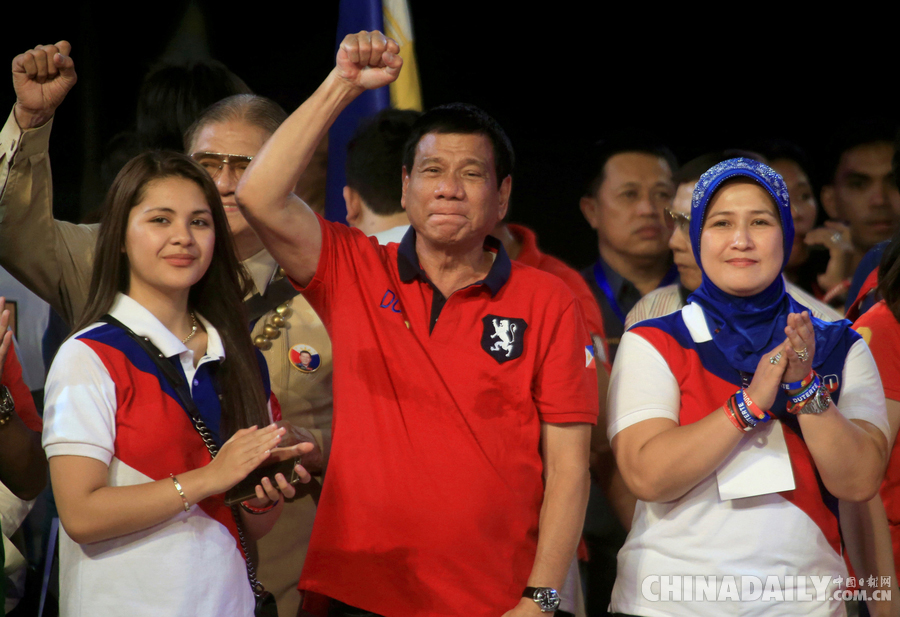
[
  {"x1": 823, "y1": 119, "x2": 898, "y2": 185},
  {"x1": 137, "y1": 60, "x2": 252, "y2": 152},
  {"x1": 581, "y1": 131, "x2": 678, "y2": 197},
  {"x1": 758, "y1": 140, "x2": 816, "y2": 187},
  {"x1": 346, "y1": 109, "x2": 421, "y2": 215},
  {"x1": 402, "y1": 103, "x2": 514, "y2": 187}
]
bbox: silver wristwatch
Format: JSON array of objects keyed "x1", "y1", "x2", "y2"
[
  {"x1": 797, "y1": 384, "x2": 832, "y2": 415},
  {"x1": 522, "y1": 587, "x2": 560, "y2": 613}
]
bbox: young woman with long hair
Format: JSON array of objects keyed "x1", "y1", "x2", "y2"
[{"x1": 42, "y1": 151, "x2": 310, "y2": 616}]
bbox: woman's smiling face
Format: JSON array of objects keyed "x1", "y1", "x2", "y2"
[
  {"x1": 124, "y1": 176, "x2": 215, "y2": 302},
  {"x1": 700, "y1": 179, "x2": 784, "y2": 297}
]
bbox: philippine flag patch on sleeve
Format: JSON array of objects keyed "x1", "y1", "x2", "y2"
[{"x1": 584, "y1": 346, "x2": 595, "y2": 368}]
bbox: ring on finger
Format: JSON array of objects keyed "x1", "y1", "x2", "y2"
[
  {"x1": 831, "y1": 231, "x2": 842, "y2": 244},
  {"x1": 794, "y1": 347, "x2": 809, "y2": 362},
  {"x1": 769, "y1": 352, "x2": 782, "y2": 365}
]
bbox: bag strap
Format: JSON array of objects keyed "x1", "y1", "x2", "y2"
[{"x1": 98, "y1": 314, "x2": 269, "y2": 599}]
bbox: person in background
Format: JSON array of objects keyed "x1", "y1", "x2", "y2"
[
  {"x1": 0, "y1": 298, "x2": 47, "y2": 612},
  {"x1": 818, "y1": 120, "x2": 900, "y2": 307},
  {"x1": 578, "y1": 135, "x2": 678, "y2": 362},
  {"x1": 851, "y1": 228, "x2": 900, "y2": 617},
  {"x1": 100, "y1": 58, "x2": 252, "y2": 190},
  {"x1": 344, "y1": 108, "x2": 419, "y2": 244}
]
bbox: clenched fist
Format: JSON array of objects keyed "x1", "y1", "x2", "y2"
[
  {"x1": 12, "y1": 40, "x2": 77, "y2": 129},
  {"x1": 334, "y1": 30, "x2": 402, "y2": 93}
]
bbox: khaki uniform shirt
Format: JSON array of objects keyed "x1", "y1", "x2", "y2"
[{"x1": 0, "y1": 109, "x2": 331, "y2": 617}]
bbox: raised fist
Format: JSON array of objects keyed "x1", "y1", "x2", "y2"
[
  {"x1": 335, "y1": 30, "x2": 402, "y2": 92},
  {"x1": 12, "y1": 41, "x2": 77, "y2": 129}
]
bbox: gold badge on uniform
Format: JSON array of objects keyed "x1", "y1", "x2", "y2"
[{"x1": 290, "y1": 344, "x2": 321, "y2": 373}]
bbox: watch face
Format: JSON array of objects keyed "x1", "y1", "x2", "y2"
[{"x1": 535, "y1": 588, "x2": 560, "y2": 611}]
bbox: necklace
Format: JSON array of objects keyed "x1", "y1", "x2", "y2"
[{"x1": 182, "y1": 312, "x2": 198, "y2": 344}]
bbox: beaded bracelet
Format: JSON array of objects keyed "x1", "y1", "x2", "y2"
[
  {"x1": 240, "y1": 499, "x2": 280, "y2": 515},
  {"x1": 741, "y1": 389, "x2": 771, "y2": 423},
  {"x1": 781, "y1": 369, "x2": 816, "y2": 391}
]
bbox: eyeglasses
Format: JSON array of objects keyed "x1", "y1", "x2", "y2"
[
  {"x1": 664, "y1": 207, "x2": 691, "y2": 232},
  {"x1": 190, "y1": 152, "x2": 253, "y2": 180}
]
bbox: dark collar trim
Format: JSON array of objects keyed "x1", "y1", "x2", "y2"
[{"x1": 397, "y1": 228, "x2": 511, "y2": 296}]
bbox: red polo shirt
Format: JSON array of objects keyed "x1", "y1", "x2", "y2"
[
  {"x1": 296, "y1": 217, "x2": 598, "y2": 617},
  {"x1": 853, "y1": 301, "x2": 900, "y2": 586},
  {"x1": 4, "y1": 345, "x2": 40, "y2": 432},
  {"x1": 509, "y1": 223, "x2": 608, "y2": 367}
]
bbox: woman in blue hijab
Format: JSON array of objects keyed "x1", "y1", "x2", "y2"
[{"x1": 606, "y1": 158, "x2": 891, "y2": 616}]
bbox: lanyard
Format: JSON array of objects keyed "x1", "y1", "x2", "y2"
[{"x1": 592, "y1": 260, "x2": 679, "y2": 325}]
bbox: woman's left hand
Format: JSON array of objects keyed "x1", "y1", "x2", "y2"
[
  {"x1": 783, "y1": 311, "x2": 816, "y2": 384},
  {"x1": 244, "y1": 443, "x2": 314, "y2": 508}
]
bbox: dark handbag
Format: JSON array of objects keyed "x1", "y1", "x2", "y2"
[{"x1": 100, "y1": 315, "x2": 279, "y2": 617}]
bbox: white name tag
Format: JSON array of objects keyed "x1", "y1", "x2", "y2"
[{"x1": 716, "y1": 421, "x2": 795, "y2": 500}]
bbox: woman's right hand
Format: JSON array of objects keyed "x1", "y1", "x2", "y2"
[
  {"x1": 744, "y1": 341, "x2": 789, "y2": 412},
  {"x1": 203, "y1": 424, "x2": 284, "y2": 495}
]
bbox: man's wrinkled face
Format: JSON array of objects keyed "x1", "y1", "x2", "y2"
[{"x1": 402, "y1": 132, "x2": 510, "y2": 252}]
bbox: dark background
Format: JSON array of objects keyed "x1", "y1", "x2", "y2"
[{"x1": 2, "y1": 2, "x2": 894, "y2": 270}]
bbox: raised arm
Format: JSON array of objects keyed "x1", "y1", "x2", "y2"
[
  {"x1": 236, "y1": 31, "x2": 402, "y2": 287},
  {"x1": 1, "y1": 41, "x2": 96, "y2": 324}
]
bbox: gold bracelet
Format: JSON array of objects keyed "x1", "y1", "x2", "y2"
[{"x1": 170, "y1": 474, "x2": 190, "y2": 512}]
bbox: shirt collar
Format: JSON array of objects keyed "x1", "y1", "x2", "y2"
[
  {"x1": 108, "y1": 293, "x2": 225, "y2": 361},
  {"x1": 597, "y1": 255, "x2": 678, "y2": 298},
  {"x1": 596, "y1": 255, "x2": 629, "y2": 298},
  {"x1": 397, "y1": 227, "x2": 511, "y2": 296},
  {"x1": 242, "y1": 248, "x2": 279, "y2": 295}
]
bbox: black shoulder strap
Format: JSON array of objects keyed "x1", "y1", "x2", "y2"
[{"x1": 99, "y1": 314, "x2": 218, "y2": 453}]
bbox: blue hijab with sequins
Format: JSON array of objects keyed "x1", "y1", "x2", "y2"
[{"x1": 687, "y1": 158, "x2": 850, "y2": 374}]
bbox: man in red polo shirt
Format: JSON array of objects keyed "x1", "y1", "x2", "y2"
[{"x1": 237, "y1": 32, "x2": 598, "y2": 617}]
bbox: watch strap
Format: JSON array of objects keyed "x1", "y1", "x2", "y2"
[{"x1": 522, "y1": 586, "x2": 561, "y2": 612}]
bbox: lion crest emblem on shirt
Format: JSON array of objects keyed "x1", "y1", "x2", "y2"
[{"x1": 481, "y1": 315, "x2": 528, "y2": 364}]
